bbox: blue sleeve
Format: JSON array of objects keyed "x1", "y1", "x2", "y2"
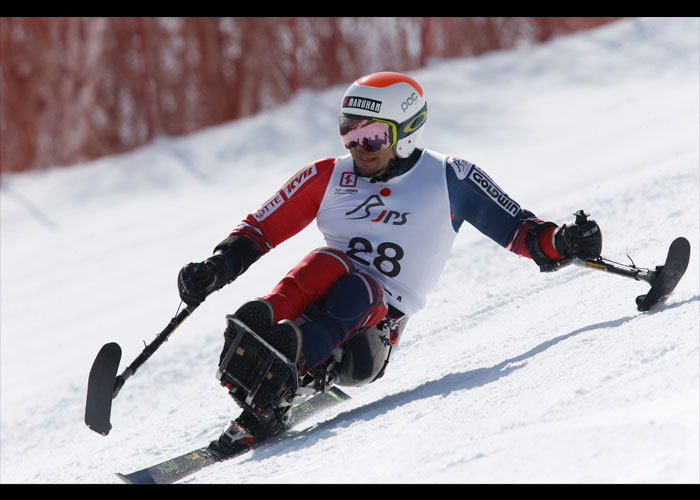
[{"x1": 445, "y1": 157, "x2": 537, "y2": 255}]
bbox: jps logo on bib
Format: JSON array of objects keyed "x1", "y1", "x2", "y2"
[{"x1": 345, "y1": 188, "x2": 410, "y2": 225}]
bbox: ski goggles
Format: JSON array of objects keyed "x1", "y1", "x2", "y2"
[{"x1": 339, "y1": 115, "x2": 397, "y2": 153}]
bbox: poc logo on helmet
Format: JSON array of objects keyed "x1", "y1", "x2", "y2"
[{"x1": 401, "y1": 92, "x2": 419, "y2": 113}]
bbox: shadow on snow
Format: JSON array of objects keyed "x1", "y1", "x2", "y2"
[{"x1": 243, "y1": 294, "x2": 699, "y2": 462}]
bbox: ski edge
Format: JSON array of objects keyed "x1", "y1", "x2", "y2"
[{"x1": 115, "y1": 472, "x2": 140, "y2": 484}]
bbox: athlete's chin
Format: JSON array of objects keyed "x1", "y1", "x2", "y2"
[
  {"x1": 355, "y1": 166, "x2": 380, "y2": 178},
  {"x1": 353, "y1": 157, "x2": 382, "y2": 177}
]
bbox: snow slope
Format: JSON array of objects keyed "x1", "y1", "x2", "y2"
[{"x1": 1, "y1": 17, "x2": 698, "y2": 484}]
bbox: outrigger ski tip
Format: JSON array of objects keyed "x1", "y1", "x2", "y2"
[
  {"x1": 84, "y1": 342, "x2": 122, "y2": 436},
  {"x1": 634, "y1": 236, "x2": 690, "y2": 312},
  {"x1": 559, "y1": 236, "x2": 691, "y2": 312},
  {"x1": 84, "y1": 304, "x2": 197, "y2": 436},
  {"x1": 550, "y1": 212, "x2": 690, "y2": 313}
]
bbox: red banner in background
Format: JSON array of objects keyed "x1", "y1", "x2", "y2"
[{"x1": 0, "y1": 17, "x2": 621, "y2": 175}]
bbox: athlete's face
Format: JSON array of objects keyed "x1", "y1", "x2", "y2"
[{"x1": 349, "y1": 144, "x2": 396, "y2": 178}]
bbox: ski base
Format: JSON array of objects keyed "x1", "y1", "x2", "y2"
[
  {"x1": 636, "y1": 237, "x2": 690, "y2": 312},
  {"x1": 116, "y1": 387, "x2": 350, "y2": 484}
]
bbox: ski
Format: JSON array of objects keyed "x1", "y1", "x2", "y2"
[
  {"x1": 635, "y1": 236, "x2": 690, "y2": 312},
  {"x1": 116, "y1": 386, "x2": 351, "y2": 484},
  {"x1": 85, "y1": 342, "x2": 122, "y2": 436}
]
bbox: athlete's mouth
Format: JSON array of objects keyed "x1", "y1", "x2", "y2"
[{"x1": 356, "y1": 152, "x2": 376, "y2": 163}]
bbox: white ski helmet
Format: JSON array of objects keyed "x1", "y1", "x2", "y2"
[{"x1": 339, "y1": 71, "x2": 427, "y2": 159}]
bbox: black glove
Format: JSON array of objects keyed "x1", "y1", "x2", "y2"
[
  {"x1": 554, "y1": 219, "x2": 602, "y2": 260},
  {"x1": 177, "y1": 258, "x2": 226, "y2": 307}
]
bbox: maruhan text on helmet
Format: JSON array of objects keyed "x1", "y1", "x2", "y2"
[{"x1": 343, "y1": 97, "x2": 382, "y2": 113}]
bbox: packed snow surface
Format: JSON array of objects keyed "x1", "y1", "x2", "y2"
[{"x1": 1, "y1": 17, "x2": 698, "y2": 483}]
